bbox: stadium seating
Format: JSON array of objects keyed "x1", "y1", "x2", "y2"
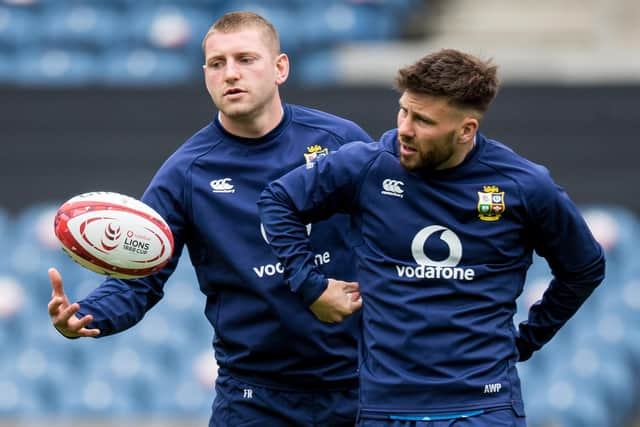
[
  {"x1": 101, "y1": 47, "x2": 198, "y2": 86},
  {"x1": 39, "y1": 3, "x2": 125, "y2": 50},
  {"x1": 0, "y1": 5, "x2": 38, "y2": 49},
  {"x1": 0, "y1": 1, "x2": 423, "y2": 86},
  {"x1": 14, "y1": 47, "x2": 101, "y2": 86}
]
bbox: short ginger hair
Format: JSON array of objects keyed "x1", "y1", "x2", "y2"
[{"x1": 201, "y1": 11, "x2": 280, "y2": 55}]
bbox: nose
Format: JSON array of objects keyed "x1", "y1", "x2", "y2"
[
  {"x1": 397, "y1": 116, "x2": 414, "y2": 139},
  {"x1": 224, "y1": 60, "x2": 240, "y2": 80}
]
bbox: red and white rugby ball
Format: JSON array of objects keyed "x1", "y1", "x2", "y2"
[{"x1": 53, "y1": 192, "x2": 174, "y2": 279}]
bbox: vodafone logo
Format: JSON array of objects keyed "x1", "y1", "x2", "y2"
[
  {"x1": 396, "y1": 225, "x2": 475, "y2": 281},
  {"x1": 411, "y1": 225, "x2": 462, "y2": 267},
  {"x1": 101, "y1": 222, "x2": 122, "y2": 251}
]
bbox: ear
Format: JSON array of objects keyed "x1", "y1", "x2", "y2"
[
  {"x1": 459, "y1": 117, "x2": 479, "y2": 143},
  {"x1": 275, "y1": 53, "x2": 290, "y2": 85}
]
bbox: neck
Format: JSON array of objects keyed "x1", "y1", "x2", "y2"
[
  {"x1": 436, "y1": 135, "x2": 477, "y2": 170},
  {"x1": 219, "y1": 97, "x2": 284, "y2": 139}
]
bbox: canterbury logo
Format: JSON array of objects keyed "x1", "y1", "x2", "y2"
[
  {"x1": 381, "y1": 179, "x2": 404, "y2": 198},
  {"x1": 210, "y1": 178, "x2": 235, "y2": 193}
]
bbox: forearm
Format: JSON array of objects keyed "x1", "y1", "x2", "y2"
[
  {"x1": 517, "y1": 253, "x2": 605, "y2": 360},
  {"x1": 259, "y1": 184, "x2": 330, "y2": 304},
  {"x1": 76, "y1": 263, "x2": 173, "y2": 336}
]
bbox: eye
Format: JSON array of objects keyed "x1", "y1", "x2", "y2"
[
  {"x1": 207, "y1": 60, "x2": 224, "y2": 70},
  {"x1": 239, "y1": 56, "x2": 256, "y2": 64}
]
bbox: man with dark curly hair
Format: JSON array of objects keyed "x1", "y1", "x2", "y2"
[{"x1": 259, "y1": 49, "x2": 605, "y2": 427}]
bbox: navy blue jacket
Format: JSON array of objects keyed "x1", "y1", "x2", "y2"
[
  {"x1": 76, "y1": 103, "x2": 372, "y2": 390},
  {"x1": 259, "y1": 130, "x2": 605, "y2": 416}
]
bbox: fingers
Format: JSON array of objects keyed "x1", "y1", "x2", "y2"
[
  {"x1": 47, "y1": 296, "x2": 67, "y2": 317},
  {"x1": 54, "y1": 305, "x2": 101, "y2": 338},
  {"x1": 349, "y1": 293, "x2": 363, "y2": 312},
  {"x1": 341, "y1": 281, "x2": 360, "y2": 294},
  {"x1": 57, "y1": 301, "x2": 81, "y2": 324},
  {"x1": 47, "y1": 268, "x2": 101, "y2": 338},
  {"x1": 48, "y1": 267, "x2": 65, "y2": 298},
  {"x1": 69, "y1": 314, "x2": 101, "y2": 337},
  {"x1": 311, "y1": 279, "x2": 363, "y2": 323}
]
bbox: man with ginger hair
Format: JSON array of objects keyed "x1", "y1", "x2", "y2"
[{"x1": 48, "y1": 11, "x2": 371, "y2": 426}]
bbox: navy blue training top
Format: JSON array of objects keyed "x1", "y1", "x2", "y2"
[
  {"x1": 76, "y1": 103, "x2": 373, "y2": 390},
  {"x1": 259, "y1": 130, "x2": 605, "y2": 416}
]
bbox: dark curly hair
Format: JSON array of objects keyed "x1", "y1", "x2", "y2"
[{"x1": 395, "y1": 49, "x2": 499, "y2": 113}]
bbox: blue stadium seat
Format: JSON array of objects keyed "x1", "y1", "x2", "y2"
[
  {"x1": 127, "y1": 4, "x2": 212, "y2": 52},
  {"x1": 0, "y1": 375, "x2": 21, "y2": 418},
  {"x1": 151, "y1": 345, "x2": 216, "y2": 417},
  {"x1": 177, "y1": 0, "x2": 229, "y2": 8},
  {"x1": 295, "y1": 49, "x2": 338, "y2": 85},
  {"x1": 0, "y1": 274, "x2": 34, "y2": 350},
  {"x1": 39, "y1": 3, "x2": 125, "y2": 49},
  {"x1": 9, "y1": 203, "x2": 87, "y2": 302},
  {"x1": 14, "y1": 48, "x2": 100, "y2": 86},
  {"x1": 0, "y1": 5, "x2": 39, "y2": 49},
  {"x1": 299, "y1": 2, "x2": 401, "y2": 47},
  {"x1": 582, "y1": 205, "x2": 639, "y2": 280},
  {"x1": 101, "y1": 47, "x2": 198, "y2": 85},
  {"x1": 528, "y1": 389, "x2": 609, "y2": 427},
  {"x1": 0, "y1": 49, "x2": 15, "y2": 84},
  {"x1": 154, "y1": 374, "x2": 212, "y2": 417},
  {"x1": 579, "y1": 206, "x2": 640, "y2": 332},
  {"x1": 11, "y1": 345, "x2": 68, "y2": 416},
  {"x1": 0, "y1": 208, "x2": 13, "y2": 271},
  {"x1": 10, "y1": 203, "x2": 60, "y2": 269}
]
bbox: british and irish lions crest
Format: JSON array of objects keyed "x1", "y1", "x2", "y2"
[
  {"x1": 304, "y1": 145, "x2": 329, "y2": 168},
  {"x1": 477, "y1": 185, "x2": 505, "y2": 221}
]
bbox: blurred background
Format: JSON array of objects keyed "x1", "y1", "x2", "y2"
[{"x1": 0, "y1": 0, "x2": 639, "y2": 426}]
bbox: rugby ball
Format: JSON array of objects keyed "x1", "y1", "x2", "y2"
[{"x1": 53, "y1": 192, "x2": 174, "y2": 279}]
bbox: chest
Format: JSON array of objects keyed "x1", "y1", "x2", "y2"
[
  {"x1": 188, "y1": 137, "x2": 341, "y2": 239},
  {"x1": 356, "y1": 168, "x2": 531, "y2": 266}
]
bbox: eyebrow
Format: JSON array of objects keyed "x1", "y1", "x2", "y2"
[
  {"x1": 399, "y1": 100, "x2": 437, "y2": 124},
  {"x1": 206, "y1": 50, "x2": 261, "y2": 60}
]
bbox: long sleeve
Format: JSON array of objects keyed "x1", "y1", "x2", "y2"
[
  {"x1": 258, "y1": 141, "x2": 380, "y2": 305},
  {"x1": 75, "y1": 153, "x2": 190, "y2": 336},
  {"x1": 516, "y1": 174, "x2": 606, "y2": 360}
]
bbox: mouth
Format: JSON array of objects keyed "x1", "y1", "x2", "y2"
[
  {"x1": 399, "y1": 141, "x2": 417, "y2": 155},
  {"x1": 223, "y1": 88, "x2": 246, "y2": 97}
]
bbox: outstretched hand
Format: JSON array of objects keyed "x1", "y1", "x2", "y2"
[
  {"x1": 310, "y1": 279, "x2": 362, "y2": 323},
  {"x1": 47, "y1": 267, "x2": 100, "y2": 338}
]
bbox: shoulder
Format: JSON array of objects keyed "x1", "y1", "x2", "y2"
[
  {"x1": 476, "y1": 135, "x2": 566, "y2": 218},
  {"x1": 322, "y1": 133, "x2": 396, "y2": 174},
  {"x1": 151, "y1": 121, "x2": 224, "y2": 184},
  {"x1": 478, "y1": 135, "x2": 555, "y2": 194},
  {"x1": 287, "y1": 104, "x2": 372, "y2": 144},
  {"x1": 163, "y1": 122, "x2": 222, "y2": 167}
]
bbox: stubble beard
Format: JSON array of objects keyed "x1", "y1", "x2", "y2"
[{"x1": 399, "y1": 131, "x2": 457, "y2": 172}]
